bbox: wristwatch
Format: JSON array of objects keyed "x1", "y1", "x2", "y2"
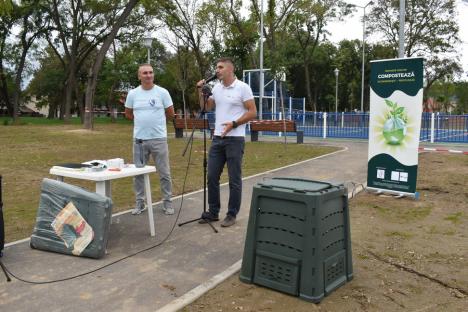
[{"x1": 232, "y1": 120, "x2": 238, "y2": 128}]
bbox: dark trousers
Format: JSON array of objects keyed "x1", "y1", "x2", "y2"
[{"x1": 207, "y1": 136, "x2": 245, "y2": 217}]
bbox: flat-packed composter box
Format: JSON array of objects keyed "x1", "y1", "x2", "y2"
[
  {"x1": 30, "y1": 178, "x2": 112, "y2": 259},
  {"x1": 240, "y1": 177, "x2": 353, "y2": 303}
]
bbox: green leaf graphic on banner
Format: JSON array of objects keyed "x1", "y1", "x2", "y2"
[{"x1": 383, "y1": 100, "x2": 407, "y2": 145}]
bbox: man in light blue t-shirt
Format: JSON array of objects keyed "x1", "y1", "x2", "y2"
[{"x1": 125, "y1": 64, "x2": 175, "y2": 215}]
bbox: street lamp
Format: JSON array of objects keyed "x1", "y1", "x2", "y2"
[
  {"x1": 143, "y1": 36, "x2": 153, "y2": 64},
  {"x1": 353, "y1": 1, "x2": 373, "y2": 112},
  {"x1": 334, "y1": 68, "x2": 339, "y2": 116}
]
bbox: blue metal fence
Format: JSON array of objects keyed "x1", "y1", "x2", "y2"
[
  {"x1": 420, "y1": 112, "x2": 432, "y2": 142},
  {"x1": 324, "y1": 112, "x2": 369, "y2": 139},
  {"x1": 205, "y1": 112, "x2": 468, "y2": 143},
  {"x1": 433, "y1": 113, "x2": 468, "y2": 143}
]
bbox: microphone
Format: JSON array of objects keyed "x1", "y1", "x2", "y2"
[{"x1": 204, "y1": 73, "x2": 218, "y2": 84}]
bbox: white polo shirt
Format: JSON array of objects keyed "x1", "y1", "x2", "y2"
[{"x1": 211, "y1": 79, "x2": 254, "y2": 137}]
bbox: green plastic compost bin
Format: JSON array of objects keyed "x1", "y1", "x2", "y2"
[{"x1": 240, "y1": 177, "x2": 353, "y2": 303}]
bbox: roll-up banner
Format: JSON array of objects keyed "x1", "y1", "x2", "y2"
[{"x1": 367, "y1": 57, "x2": 424, "y2": 196}]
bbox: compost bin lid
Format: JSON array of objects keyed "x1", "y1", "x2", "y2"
[{"x1": 258, "y1": 177, "x2": 338, "y2": 193}]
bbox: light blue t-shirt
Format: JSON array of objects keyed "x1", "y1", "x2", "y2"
[{"x1": 125, "y1": 85, "x2": 173, "y2": 139}]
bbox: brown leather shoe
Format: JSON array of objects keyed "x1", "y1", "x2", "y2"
[{"x1": 220, "y1": 215, "x2": 236, "y2": 227}]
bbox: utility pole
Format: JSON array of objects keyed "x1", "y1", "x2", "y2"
[
  {"x1": 398, "y1": 0, "x2": 405, "y2": 58},
  {"x1": 359, "y1": 1, "x2": 373, "y2": 112},
  {"x1": 259, "y1": 0, "x2": 264, "y2": 120},
  {"x1": 334, "y1": 68, "x2": 339, "y2": 115}
]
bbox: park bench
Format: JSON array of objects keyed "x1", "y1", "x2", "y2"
[
  {"x1": 249, "y1": 119, "x2": 303, "y2": 144},
  {"x1": 173, "y1": 118, "x2": 213, "y2": 138}
]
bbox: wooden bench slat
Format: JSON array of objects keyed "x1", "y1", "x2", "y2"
[
  {"x1": 249, "y1": 119, "x2": 303, "y2": 143},
  {"x1": 174, "y1": 118, "x2": 210, "y2": 129},
  {"x1": 250, "y1": 124, "x2": 296, "y2": 131},
  {"x1": 174, "y1": 118, "x2": 214, "y2": 139},
  {"x1": 250, "y1": 120, "x2": 296, "y2": 132}
]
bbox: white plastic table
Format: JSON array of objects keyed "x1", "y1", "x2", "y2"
[{"x1": 49, "y1": 165, "x2": 157, "y2": 236}]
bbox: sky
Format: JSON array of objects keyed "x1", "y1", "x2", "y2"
[{"x1": 326, "y1": 0, "x2": 468, "y2": 80}]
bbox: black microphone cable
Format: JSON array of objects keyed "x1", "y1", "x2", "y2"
[{"x1": 0, "y1": 137, "x2": 196, "y2": 285}]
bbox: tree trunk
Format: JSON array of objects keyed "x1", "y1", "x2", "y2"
[
  {"x1": 59, "y1": 97, "x2": 64, "y2": 119},
  {"x1": 48, "y1": 101, "x2": 57, "y2": 118},
  {"x1": 83, "y1": 0, "x2": 138, "y2": 129},
  {"x1": 193, "y1": 46, "x2": 206, "y2": 78},
  {"x1": 107, "y1": 80, "x2": 117, "y2": 123},
  {"x1": 63, "y1": 59, "x2": 76, "y2": 122},
  {"x1": 0, "y1": 18, "x2": 13, "y2": 117},
  {"x1": 0, "y1": 63, "x2": 11, "y2": 116},
  {"x1": 74, "y1": 82, "x2": 84, "y2": 123},
  {"x1": 12, "y1": 45, "x2": 29, "y2": 123},
  {"x1": 313, "y1": 84, "x2": 319, "y2": 111},
  {"x1": 304, "y1": 61, "x2": 315, "y2": 112}
]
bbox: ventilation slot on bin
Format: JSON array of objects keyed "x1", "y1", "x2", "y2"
[
  {"x1": 258, "y1": 226, "x2": 304, "y2": 238},
  {"x1": 259, "y1": 211, "x2": 306, "y2": 222},
  {"x1": 321, "y1": 210, "x2": 343, "y2": 221},
  {"x1": 254, "y1": 250, "x2": 300, "y2": 296},
  {"x1": 324, "y1": 250, "x2": 347, "y2": 294}
]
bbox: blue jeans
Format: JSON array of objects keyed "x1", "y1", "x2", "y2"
[{"x1": 207, "y1": 136, "x2": 245, "y2": 218}]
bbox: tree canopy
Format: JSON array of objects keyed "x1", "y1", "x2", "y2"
[
  {"x1": 0, "y1": 0, "x2": 465, "y2": 122},
  {"x1": 368, "y1": 0, "x2": 462, "y2": 90}
]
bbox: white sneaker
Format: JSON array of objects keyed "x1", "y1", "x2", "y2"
[
  {"x1": 131, "y1": 203, "x2": 147, "y2": 215},
  {"x1": 163, "y1": 207, "x2": 174, "y2": 215}
]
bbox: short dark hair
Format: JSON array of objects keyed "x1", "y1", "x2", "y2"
[
  {"x1": 138, "y1": 63, "x2": 153, "y2": 75},
  {"x1": 216, "y1": 57, "x2": 235, "y2": 69}
]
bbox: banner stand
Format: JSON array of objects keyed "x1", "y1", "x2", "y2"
[
  {"x1": 366, "y1": 186, "x2": 420, "y2": 200},
  {"x1": 367, "y1": 57, "x2": 424, "y2": 198}
]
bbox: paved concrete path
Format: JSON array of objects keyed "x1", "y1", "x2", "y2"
[{"x1": 0, "y1": 139, "x2": 371, "y2": 311}]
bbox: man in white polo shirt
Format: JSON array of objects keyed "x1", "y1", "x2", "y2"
[
  {"x1": 125, "y1": 63, "x2": 175, "y2": 215},
  {"x1": 196, "y1": 57, "x2": 257, "y2": 227}
]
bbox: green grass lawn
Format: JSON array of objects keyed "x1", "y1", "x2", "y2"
[
  {"x1": 1, "y1": 116, "x2": 133, "y2": 126},
  {"x1": 0, "y1": 121, "x2": 338, "y2": 242}
]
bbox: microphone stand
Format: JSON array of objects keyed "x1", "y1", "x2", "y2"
[{"x1": 178, "y1": 87, "x2": 218, "y2": 233}]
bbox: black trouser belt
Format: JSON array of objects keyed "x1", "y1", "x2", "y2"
[{"x1": 213, "y1": 136, "x2": 244, "y2": 139}]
